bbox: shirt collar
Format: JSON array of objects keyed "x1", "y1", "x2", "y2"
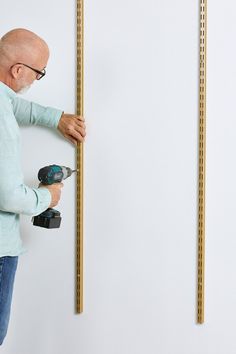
[{"x1": 0, "y1": 81, "x2": 16, "y2": 98}]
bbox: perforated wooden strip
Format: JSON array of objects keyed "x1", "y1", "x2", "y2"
[
  {"x1": 197, "y1": 0, "x2": 207, "y2": 324},
  {"x1": 76, "y1": 0, "x2": 84, "y2": 314}
]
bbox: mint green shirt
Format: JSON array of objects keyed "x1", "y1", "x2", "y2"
[{"x1": 0, "y1": 82, "x2": 63, "y2": 257}]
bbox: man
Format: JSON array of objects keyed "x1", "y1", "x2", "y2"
[{"x1": 0, "y1": 28, "x2": 86, "y2": 345}]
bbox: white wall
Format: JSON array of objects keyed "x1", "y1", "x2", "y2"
[{"x1": 1, "y1": 0, "x2": 236, "y2": 353}]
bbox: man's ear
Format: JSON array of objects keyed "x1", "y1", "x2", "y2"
[{"x1": 10, "y1": 64, "x2": 22, "y2": 79}]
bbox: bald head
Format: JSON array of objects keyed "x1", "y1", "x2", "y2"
[
  {"x1": 0, "y1": 28, "x2": 49, "y2": 92},
  {"x1": 0, "y1": 28, "x2": 49, "y2": 68}
]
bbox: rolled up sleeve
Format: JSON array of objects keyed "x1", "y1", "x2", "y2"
[
  {"x1": 11, "y1": 96, "x2": 63, "y2": 129},
  {"x1": 0, "y1": 182, "x2": 51, "y2": 216}
]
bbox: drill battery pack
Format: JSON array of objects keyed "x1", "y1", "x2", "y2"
[{"x1": 33, "y1": 208, "x2": 61, "y2": 229}]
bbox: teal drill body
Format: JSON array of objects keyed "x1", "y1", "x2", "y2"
[
  {"x1": 33, "y1": 165, "x2": 77, "y2": 229},
  {"x1": 38, "y1": 165, "x2": 76, "y2": 185}
]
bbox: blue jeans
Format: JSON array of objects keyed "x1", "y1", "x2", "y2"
[{"x1": 0, "y1": 256, "x2": 18, "y2": 345}]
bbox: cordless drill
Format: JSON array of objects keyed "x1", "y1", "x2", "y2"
[{"x1": 32, "y1": 165, "x2": 77, "y2": 229}]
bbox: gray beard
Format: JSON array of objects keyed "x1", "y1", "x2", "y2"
[{"x1": 18, "y1": 84, "x2": 31, "y2": 94}]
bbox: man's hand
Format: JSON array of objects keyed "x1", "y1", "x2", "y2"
[
  {"x1": 57, "y1": 113, "x2": 86, "y2": 145},
  {"x1": 39, "y1": 183, "x2": 64, "y2": 208}
]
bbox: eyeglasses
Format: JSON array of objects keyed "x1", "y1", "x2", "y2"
[{"x1": 12, "y1": 63, "x2": 46, "y2": 80}]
